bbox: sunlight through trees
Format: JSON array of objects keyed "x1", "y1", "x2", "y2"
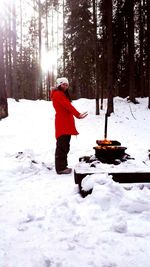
[{"x1": 0, "y1": 0, "x2": 150, "y2": 115}]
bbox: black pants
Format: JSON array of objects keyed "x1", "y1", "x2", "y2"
[{"x1": 55, "y1": 135, "x2": 71, "y2": 173}]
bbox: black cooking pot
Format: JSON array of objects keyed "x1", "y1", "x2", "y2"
[{"x1": 93, "y1": 145, "x2": 127, "y2": 162}]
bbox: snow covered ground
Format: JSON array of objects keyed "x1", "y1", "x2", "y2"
[{"x1": 0, "y1": 97, "x2": 150, "y2": 267}]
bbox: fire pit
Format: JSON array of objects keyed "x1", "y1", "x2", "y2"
[
  {"x1": 93, "y1": 145, "x2": 127, "y2": 163},
  {"x1": 93, "y1": 113, "x2": 129, "y2": 164},
  {"x1": 74, "y1": 113, "x2": 150, "y2": 197},
  {"x1": 78, "y1": 113, "x2": 131, "y2": 165}
]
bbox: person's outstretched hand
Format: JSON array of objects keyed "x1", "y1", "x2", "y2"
[{"x1": 79, "y1": 112, "x2": 88, "y2": 119}]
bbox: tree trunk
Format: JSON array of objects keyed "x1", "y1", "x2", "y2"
[
  {"x1": 5, "y1": 18, "x2": 11, "y2": 98},
  {"x1": 92, "y1": 0, "x2": 100, "y2": 115},
  {"x1": 106, "y1": 0, "x2": 114, "y2": 115},
  {"x1": 139, "y1": 0, "x2": 145, "y2": 97},
  {"x1": 0, "y1": 27, "x2": 8, "y2": 119},
  {"x1": 147, "y1": 0, "x2": 150, "y2": 108},
  {"x1": 8, "y1": 6, "x2": 13, "y2": 98},
  {"x1": 12, "y1": 0, "x2": 19, "y2": 101},
  {"x1": 126, "y1": 0, "x2": 136, "y2": 102},
  {"x1": 45, "y1": 0, "x2": 50, "y2": 100},
  {"x1": 19, "y1": 0, "x2": 24, "y2": 99},
  {"x1": 38, "y1": 0, "x2": 43, "y2": 99},
  {"x1": 51, "y1": 7, "x2": 55, "y2": 87},
  {"x1": 63, "y1": 0, "x2": 65, "y2": 75}
]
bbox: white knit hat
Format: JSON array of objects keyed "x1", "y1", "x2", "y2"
[{"x1": 56, "y1": 77, "x2": 69, "y2": 87}]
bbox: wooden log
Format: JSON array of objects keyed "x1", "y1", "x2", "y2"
[
  {"x1": 109, "y1": 172, "x2": 150, "y2": 183},
  {"x1": 74, "y1": 170, "x2": 150, "y2": 185}
]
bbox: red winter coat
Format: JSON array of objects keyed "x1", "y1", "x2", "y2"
[{"x1": 51, "y1": 89, "x2": 80, "y2": 139}]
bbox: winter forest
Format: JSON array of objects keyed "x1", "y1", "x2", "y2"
[
  {"x1": 1, "y1": 2, "x2": 150, "y2": 265},
  {"x1": 1, "y1": 0, "x2": 150, "y2": 120}
]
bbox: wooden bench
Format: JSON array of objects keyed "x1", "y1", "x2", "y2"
[{"x1": 74, "y1": 170, "x2": 150, "y2": 197}]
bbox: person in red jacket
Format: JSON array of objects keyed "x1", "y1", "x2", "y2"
[{"x1": 51, "y1": 77, "x2": 88, "y2": 174}]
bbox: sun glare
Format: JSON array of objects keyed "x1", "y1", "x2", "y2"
[
  {"x1": 0, "y1": 0, "x2": 7, "y2": 15},
  {"x1": 0, "y1": 0, "x2": 6, "y2": 6},
  {"x1": 0, "y1": 0, "x2": 19, "y2": 17},
  {"x1": 41, "y1": 49, "x2": 58, "y2": 75}
]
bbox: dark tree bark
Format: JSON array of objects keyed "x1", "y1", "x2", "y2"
[
  {"x1": 38, "y1": 0, "x2": 43, "y2": 99},
  {"x1": 92, "y1": 0, "x2": 100, "y2": 115},
  {"x1": 139, "y1": 0, "x2": 145, "y2": 97},
  {"x1": 147, "y1": 0, "x2": 150, "y2": 108},
  {"x1": 63, "y1": 0, "x2": 66, "y2": 75},
  {"x1": 12, "y1": 0, "x2": 19, "y2": 101},
  {"x1": 45, "y1": 0, "x2": 50, "y2": 100},
  {"x1": 126, "y1": 0, "x2": 136, "y2": 103},
  {"x1": 0, "y1": 27, "x2": 8, "y2": 119},
  {"x1": 51, "y1": 7, "x2": 55, "y2": 87},
  {"x1": 106, "y1": 0, "x2": 114, "y2": 115}
]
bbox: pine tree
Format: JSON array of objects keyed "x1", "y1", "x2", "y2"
[{"x1": 64, "y1": 0, "x2": 95, "y2": 99}]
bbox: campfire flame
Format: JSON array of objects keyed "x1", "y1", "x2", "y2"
[
  {"x1": 96, "y1": 139, "x2": 112, "y2": 145},
  {"x1": 95, "y1": 145, "x2": 118, "y2": 150}
]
